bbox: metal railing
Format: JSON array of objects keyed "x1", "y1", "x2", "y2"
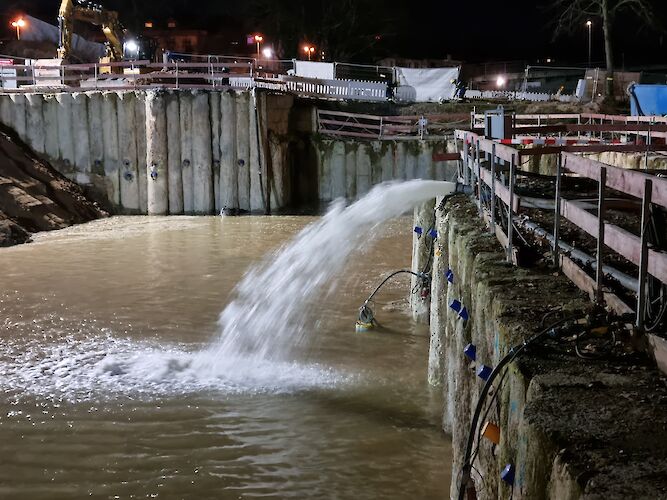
[
  {"x1": 470, "y1": 112, "x2": 667, "y2": 143},
  {"x1": 0, "y1": 59, "x2": 394, "y2": 102},
  {"x1": 455, "y1": 127, "x2": 667, "y2": 330},
  {"x1": 317, "y1": 109, "x2": 468, "y2": 140}
]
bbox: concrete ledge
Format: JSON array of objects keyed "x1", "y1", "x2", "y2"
[{"x1": 429, "y1": 196, "x2": 667, "y2": 500}]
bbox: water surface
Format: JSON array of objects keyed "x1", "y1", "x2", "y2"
[{"x1": 0, "y1": 215, "x2": 451, "y2": 499}]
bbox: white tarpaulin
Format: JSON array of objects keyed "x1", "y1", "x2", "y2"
[
  {"x1": 293, "y1": 61, "x2": 335, "y2": 80},
  {"x1": 394, "y1": 67, "x2": 460, "y2": 102},
  {"x1": 22, "y1": 15, "x2": 105, "y2": 62}
]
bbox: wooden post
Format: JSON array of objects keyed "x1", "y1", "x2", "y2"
[
  {"x1": 507, "y1": 154, "x2": 516, "y2": 263},
  {"x1": 553, "y1": 153, "x2": 563, "y2": 269},
  {"x1": 637, "y1": 178, "x2": 653, "y2": 329},
  {"x1": 596, "y1": 167, "x2": 607, "y2": 303},
  {"x1": 490, "y1": 143, "x2": 496, "y2": 234}
]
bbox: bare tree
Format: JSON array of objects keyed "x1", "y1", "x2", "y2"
[{"x1": 552, "y1": 0, "x2": 655, "y2": 97}]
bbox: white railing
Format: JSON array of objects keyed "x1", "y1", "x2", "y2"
[{"x1": 281, "y1": 76, "x2": 387, "y2": 102}]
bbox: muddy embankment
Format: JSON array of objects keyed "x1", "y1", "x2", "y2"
[{"x1": 0, "y1": 126, "x2": 107, "y2": 247}]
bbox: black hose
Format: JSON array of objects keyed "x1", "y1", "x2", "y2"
[
  {"x1": 363, "y1": 269, "x2": 426, "y2": 306},
  {"x1": 456, "y1": 314, "x2": 585, "y2": 500}
]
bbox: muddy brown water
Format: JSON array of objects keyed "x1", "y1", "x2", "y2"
[{"x1": 0, "y1": 216, "x2": 451, "y2": 499}]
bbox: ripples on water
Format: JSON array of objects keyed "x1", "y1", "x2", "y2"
[
  {"x1": 0, "y1": 327, "x2": 358, "y2": 403},
  {"x1": 0, "y1": 182, "x2": 452, "y2": 499}
]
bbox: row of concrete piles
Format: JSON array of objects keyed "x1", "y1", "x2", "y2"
[
  {"x1": 0, "y1": 90, "x2": 289, "y2": 215},
  {"x1": 317, "y1": 140, "x2": 458, "y2": 202}
]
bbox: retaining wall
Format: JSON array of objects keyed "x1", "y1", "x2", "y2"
[
  {"x1": 0, "y1": 89, "x2": 294, "y2": 215},
  {"x1": 420, "y1": 195, "x2": 667, "y2": 499},
  {"x1": 314, "y1": 139, "x2": 459, "y2": 202}
]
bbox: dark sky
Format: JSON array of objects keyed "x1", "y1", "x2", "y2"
[{"x1": 1, "y1": 0, "x2": 666, "y2": 67}]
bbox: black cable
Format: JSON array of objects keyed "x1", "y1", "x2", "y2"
[
  {"x1": 457, "y1": 313, "x2": 585, "y2": 500},
  {"x1": 358, "y1": 269, "x2": 427, "y2": 326},
  {"x1": 469, "y1": 365, "x2": 511, "y2": 466},
  {"x1": 365, "y1": 269, "x2": 424, "y2": 305}
]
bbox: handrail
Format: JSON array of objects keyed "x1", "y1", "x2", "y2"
[{"x1": 456, "y1": 126, "x2": 667, "y2": 329}]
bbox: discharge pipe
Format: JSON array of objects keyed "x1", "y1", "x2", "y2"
[{"x1": 518, "y1": 218, "x2": 638, "y2": 292}]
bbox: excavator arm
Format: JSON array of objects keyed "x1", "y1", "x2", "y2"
[{"x1": 57, "y1": 0, "x2": 124, "y2": 61}]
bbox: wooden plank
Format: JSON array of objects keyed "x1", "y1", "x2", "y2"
[
  {"x1": 648, "y1": 334, "x2": 667, "y2": 376},
  {"x1": 514, "y1": 123, "x2": 667, "y2": 134},
  {"x1": 318, "y1": 129, "x2": 380, "y2": 139},
  {"x1": 560, "y1": 199, "x2": 667, "y2": 283},
  {"x1": 581, "y1": 113, "x2": 667, "y2": 124},
  {"x1": 519, "y1": 144, "x2": 667, "y2": 156},
  {"x1": 560, "y1": 254, "x2": 633, "y2": 316},
  {"x1": 479, "y1": 166, "x2": 520, "y2": 212},
  {"x1": 319, "y1": 119, "x2": 381, "y2": 131},
  {"x1": 317, "y1": 109, "x2": 383, "y2": 121},
  {"x1": 481, "y1": 210, "x2": 519, "y2": 265},
  {"x1": 432, "y1": 152, "x2": 460, "y2": 161},
  {"x1": 562, "y1": 152, "x2": 667, "y2": 210},
  {"x1": 478, "y1": 137, "x2": 516, "y2": 162}
]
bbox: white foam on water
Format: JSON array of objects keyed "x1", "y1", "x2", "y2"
[
  {"x1": 195, "y1": 180, "x2": 455, "y2": 372},
  {"x1": 0, "y1": 332, "x2": 357, "y2": 402}
]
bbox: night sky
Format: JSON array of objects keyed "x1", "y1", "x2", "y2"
[{"x1": 1, "y1": 0, "x2": 666, "y2": 67}]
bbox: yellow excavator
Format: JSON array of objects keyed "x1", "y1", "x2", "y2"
[{"x1": 57, "y1": 0, "x2": 155, "y2": 65}]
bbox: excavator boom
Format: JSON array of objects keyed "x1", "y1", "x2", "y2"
[{"x1": 57, "y1": 0, "x2": 124, "y2": 61}]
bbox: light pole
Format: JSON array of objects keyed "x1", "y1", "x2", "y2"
[
  {"x1": 254, "y1": 34, "x2": 263, "y2": 60},
  {"x1": 303, "y1": 45, "x2": 315, "y2": 61},
  {"x1": 11, "y1": 18, "x2": 26, "y2": 40},
  {"x1": 586, "y1": 20, "x2": 592, "y2": 67}
]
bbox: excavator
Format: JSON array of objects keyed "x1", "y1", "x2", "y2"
[{"x1": 57, "y1": 0, "x2": 156, "y2": 65}]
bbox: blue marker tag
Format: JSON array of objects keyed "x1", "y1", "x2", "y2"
[
  {"x1": 464, "y1": 343, "x2": 476, "y2": 361},
  {"x1": 449, "y1": 299, "x2": 462, "y2": 314},
  {"x1": 446, "y1": 269, "x2": 455, "y2": 284},
  {"x1": 459, "y1": 307, "x2": 469, "y2": 322},
  {"x1": 428, "y1": 228, "x2": 438, "y2": 239},
  {"x1": 501, "y1": 464, "x2": 515, "y2": 485},
  {"x1": 477, "y1": 364, "x2": 492, "y2": 381},
  {"x1": 414, "y1": 226, "x2": 423, "y2": 236}
]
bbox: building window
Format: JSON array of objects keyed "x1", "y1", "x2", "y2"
[
  {"x1": 145, "y1": 21, "x2": 153, "y2": 28},
  {"x1": 167, "y1": 20, "x2": 176, "y2": 28}
]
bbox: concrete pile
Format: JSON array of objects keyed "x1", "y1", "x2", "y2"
[{"x1": 0, "y1": 90, "x2": 294, "y2": 215}]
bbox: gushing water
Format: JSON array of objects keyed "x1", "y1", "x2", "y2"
[
  {"x1": 0, "y1": 180, "x2": 455, "y2": 400},
  {"x1": 195, "y1": 180, "x2": 456, "y2": 372}
]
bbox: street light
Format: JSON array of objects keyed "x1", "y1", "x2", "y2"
[
  {"x1": 254, "y1": 34, "x2": 263, "y2": 60},
  {"x1": 303, "y1": 45, "x2": 315, "y2": 61},
  {"x1": 262, "y1": 47, "x2": 273, "y2": 59},
  {"x1": 11, "y1": 18, "x2": 26, "y2": 40},
  {"x1": 586, "y1": 20, "x2": 592, "y2": 67}
]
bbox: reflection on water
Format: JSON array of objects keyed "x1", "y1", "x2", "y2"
[{"x1": 0, "y1": 216, "x2": 451, "y2": 499}]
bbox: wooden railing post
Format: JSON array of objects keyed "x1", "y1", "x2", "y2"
[
  {"x1": 637, "y1": 178, "x2": 653, "y2": 329},
  {"x1": 490, "y1": 143, "x2": 497, "y2": 234},
  {"x1": 507, "y1": 153, "x2": 516, "y2": 263},
  {"x1": 553, "y1": 153, "x2": 563, "y2": 269},
  {"x1": 596, "y1": 167, "x2": 607, "y2": 303}
]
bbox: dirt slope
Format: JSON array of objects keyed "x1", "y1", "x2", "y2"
[{"x1": 0, "y1": 126, "x2": 107, "y2": 247}]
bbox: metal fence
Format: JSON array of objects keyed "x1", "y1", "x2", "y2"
[
  {"x1": 454, "y1": 125, "x2": 667, "y2": 332},
  {"x1": 0, "y1": 59, "x2": 394, "y2": 102},
  {"x1": 317, "y1": 109, "x2": 468, "y2": 140},
  {"x1": 469, "y1": 112, "x2": 667, "y2": 143}
]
